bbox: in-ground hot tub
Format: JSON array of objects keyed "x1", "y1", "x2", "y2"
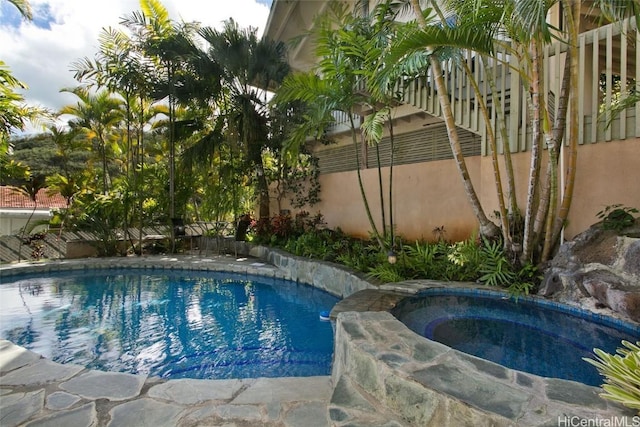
[{"x1": 391, "y1": 287, "x2": 640, "y2": 386}]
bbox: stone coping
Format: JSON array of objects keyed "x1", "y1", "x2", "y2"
[
  {"x1": 330, "y1": 311, "x2": 637, "y2": 426},
  {"x1": 0, "y1": 253, "x2": 285, "y2": 281}
]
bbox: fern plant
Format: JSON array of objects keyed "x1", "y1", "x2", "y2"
[
  {"x1": 584, "y1": 341, "x2": 640, "y2": 414},
  {"x1": 478, "y1": 238, "x2": 516, "y2": 287},
  {"x1": 368, "y1": 263, "x2": 405, "y2": 283}
]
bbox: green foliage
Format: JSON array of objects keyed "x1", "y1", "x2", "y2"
[
  {"x1": 1, "y1": 61, "x2": 42, "y2": 150},
  {"x1": 447, "y1": 236, "x2": 483, "y2": 280},
  {"x1": 257, "y1": 217, "x2": 540, "y2": 294},
  {"x1": 584, "y1": 341, "x2": 640, "y2": 413},
  {"x1": 402, "y1": 240, "x2": 447, "y2": 279},
  {"x1": 507, "y1": 262, "x2": 539, "y2": 299},
  {"x1": 368, "y1": 262, "x2": 405, "y2": 283},
  {"x1": 597, "y1": 204, "x2": 638, "y2": 232},
  {"x1": 67, "y1": 190, "x2": 128, "y2": 256},
  {"x1": 478, "y1": 238, "x2": 516, "y2": 287},
  {"x1": 335, "y1": 238, "x2": 381, "y2": 271},
  {"x1": 6, "y1": 134, "x2": 72, "y2": 181}
]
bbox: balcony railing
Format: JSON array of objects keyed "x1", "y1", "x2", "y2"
[
  {"x1": 327, "y1": 19, "x2": 638, "y2": 154},
  {"x1": 408, "y1": 19, "x2": 638, "y2": 153}
]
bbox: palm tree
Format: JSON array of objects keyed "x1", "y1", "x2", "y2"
[
  {"x1": 401, "y1": 0, "x2": 639, "y2": 264},
  {"x1": 120, "y1": 0, "x2": 200, "y2": 224},
  {"x1": 199, "y1": 19, "x2": 290, "y2": 221},
  {"x1": 71, "y1": 23, "x2": 168, "y2": 253},
  {"x1": 403, "y1": 0, "x2": 501, "y2": 240},
  {"x1": 0, "y1": 62, "x2": 42, "y2": 154},
  {"x1": 59, "y1": 87, "x2": 124, "y2": 195},
  {"x1": 273, "y1": 3, "x2": 387, "y2": 248}
]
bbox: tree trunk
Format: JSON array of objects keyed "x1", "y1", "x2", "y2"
[
  {"x1": 374, "y1": 135, "x2": 387, "y2": 237},
  {"x1": 538, "y1": 47, "x2": 571, "y2": 261},
  {"x1": 413, "y1": 0, "x2": 500, "y2": 239},
  {"x1": 349, "y1": 113, "x2": 384, "y2": 249},
  {"x1": 255, "y1": 155, "x2": 270, "y2": 220},
  {"x1": 483, "y1": 55, "x2": 520, "y2": 222},
  {"x1": 431, "y1": 57, "x2": 500, "y2": 238},
  {"x1": 549, "y1": 0, "x2": 581, "y2": 255},
  {"x1": 521, "y1": 39, "x2": 544, "y2": 264},
  {"x1": 463, "y1": 58, "x2": 510, "y2": 248}
]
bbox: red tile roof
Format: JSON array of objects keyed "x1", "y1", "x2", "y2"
[{"x1": 0, "y1": 186, "x2": 67, "y2": 209}]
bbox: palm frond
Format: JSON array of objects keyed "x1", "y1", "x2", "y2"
[
  {"x1": 594, "y1": 0, "x2": 640, "y2": 29},
  {"x1": 8, "y1": 0, "x2": 32, "y2": 20},
  {"x1": 361, "y1": 108, "x2": 391, "y2": 145}
]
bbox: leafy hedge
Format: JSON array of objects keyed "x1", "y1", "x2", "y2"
[{"x1": 252, "y1": 211, "x2": 540, "y2": 296}]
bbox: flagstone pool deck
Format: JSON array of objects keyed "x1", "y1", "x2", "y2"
[{"x1": 1, "y1": 340, "x2": 334, "y2": 427}]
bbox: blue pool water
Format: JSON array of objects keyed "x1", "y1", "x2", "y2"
[
  {"x1": 392, "y1": 289, "x2": 640, "y2": 386},
  {"x1": 0, "y1": 269, "x2": 339, "y2": 380}
]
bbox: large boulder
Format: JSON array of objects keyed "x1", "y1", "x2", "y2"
[{"x1": 539, "y1": 223, "x2": 640, "y2": 323}]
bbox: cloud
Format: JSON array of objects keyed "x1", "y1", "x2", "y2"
[{"x1": 0, "y1": 0, "x2": 271, "y2": 134}]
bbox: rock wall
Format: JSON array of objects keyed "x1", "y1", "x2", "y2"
[
  {"x1": 249, "y1": 246, "x2": 376, "y2": 298},
  {"x1": 540, "y1": 224, "x2": 640, "y2": 323}
]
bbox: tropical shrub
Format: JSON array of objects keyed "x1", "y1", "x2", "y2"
[
  {"x1": 584, "y1": 341, "x2": 640, "y2": 413},
  {"x1": 256, "y1": 212, "x2": 541, "y2": 295},
  {"x1": 597, "y1": 204, "x2": 638, "y2": 232}
]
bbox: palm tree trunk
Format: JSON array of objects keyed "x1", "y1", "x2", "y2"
[
  {"x1": 521, "y1": 39, "x2": 544, "y2": 264},
  {"x1": 388, "y1": 117, "x2": 395, "y2": 246},
  {"x1": 483, "y1": 55, "x2": 520, "y2": 221},
  {"x1": 255, "y1": 155, "x2": 270, "y2": 220},
  {"x1": 137, "y1": 94, "x2": 144, "y2": 255},
  {"x1": 537, "y1": 48, "x2": 571, "y2": 260},
  {"x1": 549, "y1": 0, "x2": 581, "y2": 255},
  {"x1": 412, "y1": 0, "x2": 499, "y2": 239},
  {"x1": 462, "y1": 58, "x2": 510, "y2": 248},
  {"x1": 430, "y1": 57, "x2": 500, "y2": 239},
  {"x1": 349, "y1": 113, "x2": 384, "y2": 249},
  {"x1": 373, "y1": 133, "x2": 387, "y2": 237}
]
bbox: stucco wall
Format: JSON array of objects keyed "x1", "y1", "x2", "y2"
[{"x1": 274, "y1": 138, "x2": 639, "y2": 242}]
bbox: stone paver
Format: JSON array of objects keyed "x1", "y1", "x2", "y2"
[
  {"x1": 60, "y1": 370, "x2": 146, "y2": 401},
  {"x1": 0, "y1": 340, "x2": 41, "y2": 374},
  {"x1": 283, "y1": 401, "x2": 330, "y2": 427},
  {"x1": 148, "y1": 378, "x2": 248, "y2": 404},
  {"x1": 108, "y1": 398, "x2": 183, "y2": 427},
  {"x1": 45, "y1": 391, "x2": 81, "y2": 410},
  {"x1": 0, "y1": 339, "x2": 333, "y2": 427},
  {"x1": 232, "y1": 376, "x2": 332, "y2": 404},
  {"x1": 25, "y1": 402, "x2": 96, "y2": 427},
  {"x1": 0, "y1": 390, "x2": 45, "y2": 427},
  {"x1": 1, "y1": 359, "x2": 84, "y2": 386}
]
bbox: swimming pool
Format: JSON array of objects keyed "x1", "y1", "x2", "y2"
[
  {"x1": 392, "y1": 288, "x2": 640, "y2": 386},
  {"x1": 0, "y1": 268, "x2": 339, "y2": 380}
]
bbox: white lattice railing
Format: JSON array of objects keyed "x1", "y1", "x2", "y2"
[{"x1": 327, "y1": 19, "x2": 639, "y2": 154}]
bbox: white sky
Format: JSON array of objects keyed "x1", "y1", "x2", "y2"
[{"x1": 0, "y1": 0, "x2": 272, "y2": 134}]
